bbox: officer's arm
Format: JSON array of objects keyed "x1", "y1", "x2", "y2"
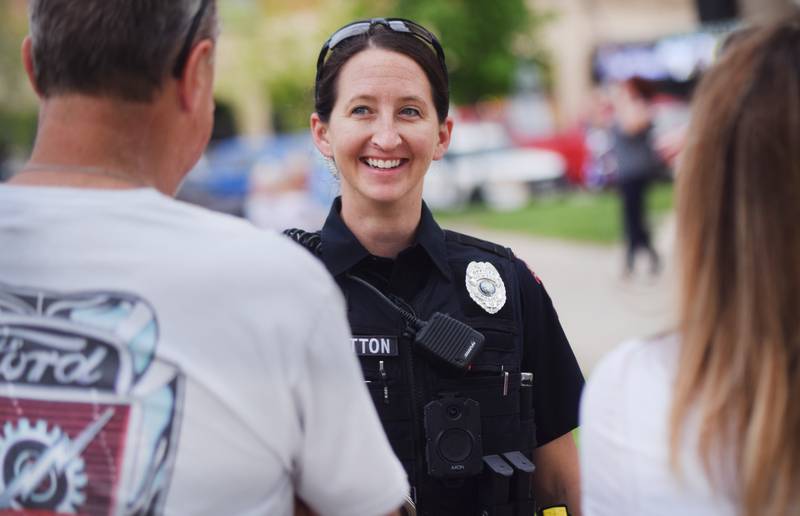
[{"x1": 532, "y1": 432, "x2": 582, "y2": 516}]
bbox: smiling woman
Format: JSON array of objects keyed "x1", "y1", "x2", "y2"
[
  {"x1": 311, "y1": 47, "x2": 451, "y2": 224},
  {"x1": 284, "y1": 18, "x2": 585, "y2": 516}
]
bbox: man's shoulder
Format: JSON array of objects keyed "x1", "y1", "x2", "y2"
[
  {"x1": 176, "y1": 210, "x2": 333, "y2": 291},
  {"x1": 107, "y1": 194, "x2": 337, "y2": 302},
  {"x1": 154, "y1": 195, "x2": 258, "y2": 235},
  {"x1": 157, "y1": 197, "x2": 300, "y2": 251}
]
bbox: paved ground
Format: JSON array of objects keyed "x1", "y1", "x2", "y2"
[{"x1": 449, "y1": 215, "x2": 677, "y2": 377}]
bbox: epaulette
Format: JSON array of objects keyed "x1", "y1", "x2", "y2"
[
  {"x1": 444, "y1": 230, "x2": 513, "y2": 259},
  {"x1": 283, "y1": 228, "x2": 323, "y2": 257}
]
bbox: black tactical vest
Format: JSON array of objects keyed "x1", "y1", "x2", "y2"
[{"x1": 284, "y1": 228, "x2": 537, "y2": 516}]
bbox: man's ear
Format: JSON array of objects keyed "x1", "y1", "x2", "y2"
[
  {"x1": 176, "y1": 39, "x2": 215, "y2": 112},
  {"x1": 310, "y1": 112, "x2": 332, "y2": 158},
  {"x1": 21, "y1": 36, "x2": 43, "y2": 98},
  {"x1": 432, "y1": 116, "x2": 454, "y2": 161}
]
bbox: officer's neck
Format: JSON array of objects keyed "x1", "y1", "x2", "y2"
[{"x1": 340, "y1": 195, "x2": 422, "y2": 259}]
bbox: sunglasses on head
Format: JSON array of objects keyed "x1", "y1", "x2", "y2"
[
  {"x1": 315, "y1": 18, "x2": 447, "y2": 84},
  {"x1": 172, "y1": 0, "x2": 211, "y2": 78}
]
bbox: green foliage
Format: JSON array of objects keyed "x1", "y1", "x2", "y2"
[
  {"x1": 219, "y1": 1, "x2": 265, "y2": 36},
  {"x1": 268, "y1": 75, "x2": 315, "y2": 133},
  {"x1": 0, "y1": 1, "x2": 35, "y2": 151},
  {"x1": 0, "y1": 1, "x2": 38, "y2": 121},
  {"x1": 215, "y1": 0, "x2": 553, "y2": 134},
  {"x1": 348, "y1": 0, "x2": 547, "y2": 104},
  {"x1": 435, "y1": 183, "x2": 675, "y2": 244},
  {"x1": 0, "y1": 110, "x2": 37, "y2": 154}
]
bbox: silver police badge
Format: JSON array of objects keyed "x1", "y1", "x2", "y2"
[{"x1": 465, "y1": 261, "x2": 506, "y2": 314}]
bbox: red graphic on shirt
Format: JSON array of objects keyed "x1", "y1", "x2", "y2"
[
  {"x1": 0, "y1": 399, "x2": 130, "y2": 515},
  {"x1": 0, "y1": 283, "x2": 184, "y2": 516}
]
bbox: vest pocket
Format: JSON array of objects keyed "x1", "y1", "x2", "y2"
[
  {"x1": 436, "y1": 372, "x2": 524, "y2": 455},
  {"x1": 465, "y1": 320, "x2": 519, "y2": 372},
  {"x1": 437, "y1": 372, "x2": 520, "y2": 413}
]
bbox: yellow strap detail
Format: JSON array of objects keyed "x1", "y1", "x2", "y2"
[{"x1": 541, "y1": 506, "x2": 569, "y2": 516}]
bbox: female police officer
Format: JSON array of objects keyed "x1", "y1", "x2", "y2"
[{"x1": 286, "y1": 18, "x2": 584, "y2": 516}]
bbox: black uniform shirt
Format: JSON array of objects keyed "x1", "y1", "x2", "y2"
[{"x1": 318, "y1": 197, "x2": 584, "y2": 513}]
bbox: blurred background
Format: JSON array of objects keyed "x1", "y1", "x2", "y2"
[{"x1": 0, "y1": 0, "x2": 795, "y2": 373}]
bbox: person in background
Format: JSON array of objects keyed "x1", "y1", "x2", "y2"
[
  {"x1": 580, "y1": 13, "x2": 800, "y2": 516},
  {"x1": 285, "y1": 18, "x2": 584, "y2": 516},
  {"x1": 0, "y1": 137, "x2": 9, "y2": 182},
  {"x1": 610, "y1": 76, "x2": 663, "y2": 277},
  {"x1": 0, "y1": 1, "x2": 405, "y2": 514}
]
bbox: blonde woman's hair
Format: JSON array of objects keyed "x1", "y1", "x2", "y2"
[{"x1": 672, "y1": 13, "x2": 800, "y2": 516}]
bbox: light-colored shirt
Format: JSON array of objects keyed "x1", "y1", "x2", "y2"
[
  {"x1": 0, "y1": 185, "x2": 407, "y2": 516},
  {"x1": 580, "y1": 335, "x2": 737, "y2": 516}
]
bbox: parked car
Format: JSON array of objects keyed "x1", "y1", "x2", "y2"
[{"x1": 423, "y1": 122, "x2": 566, "y2": 210}]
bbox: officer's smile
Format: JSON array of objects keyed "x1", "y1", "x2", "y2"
[
  {"x1": 362, "y1": 157, "x2": 407, "y2": 169},
  {"x1": 361, "y1": 157, "x2": 408, "y2": 172}
]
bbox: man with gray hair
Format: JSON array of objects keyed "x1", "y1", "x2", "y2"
[{"x1": 0, "y1": 2, "x2": 407, "y2": 515}]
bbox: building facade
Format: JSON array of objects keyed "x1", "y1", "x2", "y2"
[{"x1": 534, "y1": 0, "x2": 796, "y2": 127}]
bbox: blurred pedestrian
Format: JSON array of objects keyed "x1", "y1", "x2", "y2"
[
  {"x1": 580, "y1": 14, "x2": 800, "y2": 515},
  {"x1": 581, "y1": 87, "x2": 616, "y2": 189},
  {"x1": 610, "y1": 76, "x2": 663, "y2": 276},
  {"x1": 285, "y1": 17, "x2": 584, "y2": 516},
  {"x1": 0, "y1": 1, "x2": 405, "y2": 515},
  {"x1": 0, "y1": 138, "x2": 9, "y2": 182}
]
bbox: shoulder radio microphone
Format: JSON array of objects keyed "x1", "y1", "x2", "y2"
[{"x1": 346, "y1": 274, "x2": 484, "y2": 370}]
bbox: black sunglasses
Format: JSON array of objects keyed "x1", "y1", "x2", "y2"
[
  {"x1": 172, "y1": 0, "x2": 211, "y2": 78},
  {"x1": 315, "y1": 18, "x2": 447, "y2": 85}
]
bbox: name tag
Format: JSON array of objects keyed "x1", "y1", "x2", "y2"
[{"x1": 351, "y1": 335, "x2": 399, "y2": 356}]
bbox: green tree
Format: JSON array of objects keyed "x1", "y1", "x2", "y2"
[
  {"x1": 349, "y1": 0, "x2": 550, "y2": 105},
  {"x1": 0, "y1": 1, "x2": 33, "y2": 108},
  {"x1": 0, "y1": 0, "x2": 38, "y2": 153},
  {"x1": 268, "y1": 74, "x2": 314, "y2": 133},
  {"x1": 215, "y1": 1, "x2": 329, "y2": 134}
]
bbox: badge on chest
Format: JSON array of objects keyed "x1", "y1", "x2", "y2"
[
  {"x1": 351, "y1": 335, "x2": 399, "y2": 356},
  {"x1": 465, "y1": 261, "x2": 507, "y2": 314}
]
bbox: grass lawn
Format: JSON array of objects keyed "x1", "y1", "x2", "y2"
[{"x1": 435, "y1": 182, "x2": 674, "y2": 245}]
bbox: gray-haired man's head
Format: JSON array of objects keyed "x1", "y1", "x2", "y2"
[{"x1": 28, "y1": 0, "x2": 218, "y2": 102}]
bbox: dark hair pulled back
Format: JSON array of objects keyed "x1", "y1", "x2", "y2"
[{"x1": 314, "y1": 24, "x2": 449, "y2": 123}]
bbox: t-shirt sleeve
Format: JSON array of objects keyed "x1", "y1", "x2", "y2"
[
  {"x1": 516, "y1": 258, "x2": 585, "y2": 446},
  {"x1": 293, "y1": 286, "x2": 408, "y2": 516}
]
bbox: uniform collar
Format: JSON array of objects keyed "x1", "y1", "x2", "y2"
[{"x1": 320, "y1": 197, "x2": 451, "y2": 281}]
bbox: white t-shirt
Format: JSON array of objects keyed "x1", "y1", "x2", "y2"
[
  {"x1": 579, "y1": 335, "x2": 737, "y2": 516},
  {"x1": 0, "y1": 185, "x2": 407, "y2": 516}
]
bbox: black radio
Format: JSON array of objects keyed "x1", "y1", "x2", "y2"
[{"x1": 343, "y1": 273, "x2": 485, "y2": 370}]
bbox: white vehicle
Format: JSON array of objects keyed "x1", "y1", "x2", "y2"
[{"x1": 424, "y1": 121, "x2": 566, "y2": 210}]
